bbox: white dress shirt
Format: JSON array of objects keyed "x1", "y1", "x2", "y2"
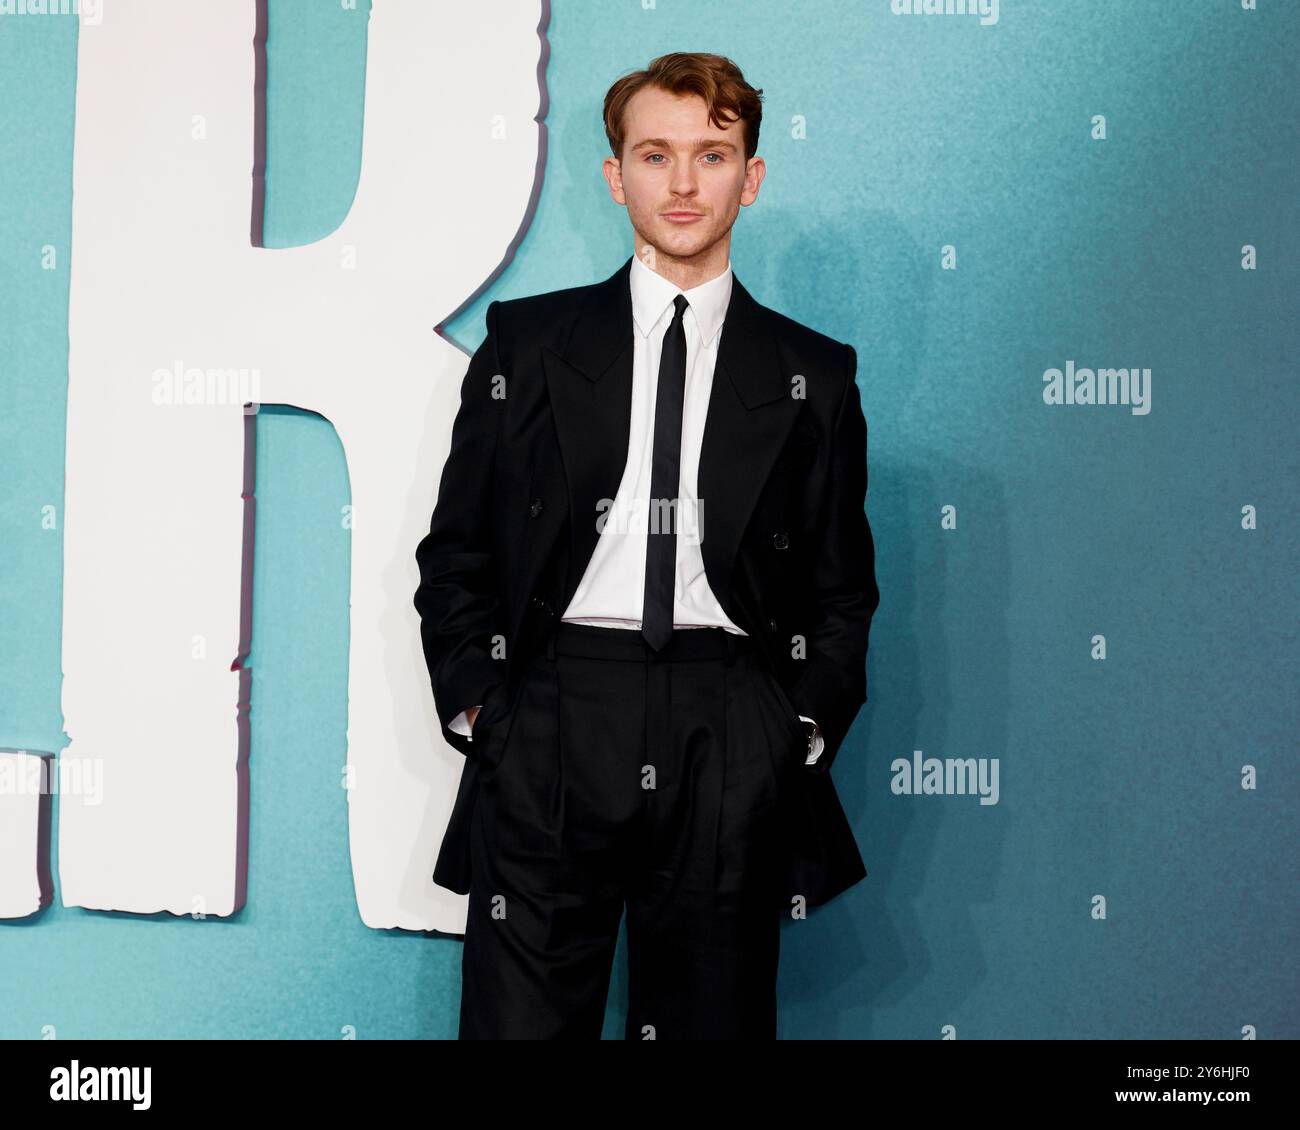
[{"x1": 451, "y1": 253, "x2": 824, "y2": 763}]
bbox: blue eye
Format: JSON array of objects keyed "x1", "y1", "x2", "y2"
[{"x1": 644, "y1": 153, "x2": 724, "y2": 165}]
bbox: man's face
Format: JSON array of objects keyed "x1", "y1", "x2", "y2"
[{"x1": 604, "y1": 86, "x2": 763, "y2": 264}]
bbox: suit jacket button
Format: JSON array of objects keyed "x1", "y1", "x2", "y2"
[
  {"x1": 529, "y1": 497, "x2": 544, "y2": 518},
  {"x1": 772, "y1": 531, "x2": 789, "y2": 550}
]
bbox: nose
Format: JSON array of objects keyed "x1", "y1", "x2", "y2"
[{"x1": 668, "y1": 163, "x2": 699, "y2": 200}]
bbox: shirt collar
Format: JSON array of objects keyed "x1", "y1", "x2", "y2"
[{"x1": 630, "y1": 251, "x2": 733, "y2": 347}]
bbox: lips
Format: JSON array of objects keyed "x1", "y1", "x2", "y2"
[{"x1": 663, "y1": 212, "x2": 704, "y2": 222}]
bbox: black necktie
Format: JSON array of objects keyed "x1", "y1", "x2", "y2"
[{"x1": 642, "y1": 293, "x2": 689, "y2": 651}]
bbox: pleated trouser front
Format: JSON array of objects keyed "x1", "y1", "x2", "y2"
[{"x1": 458, "y1": 621, "x2": 806, "y2": 1040}]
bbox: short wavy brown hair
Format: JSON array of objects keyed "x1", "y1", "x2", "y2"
[{"x1": 603, "y1": 52, "x2": 764, "y2": 162}]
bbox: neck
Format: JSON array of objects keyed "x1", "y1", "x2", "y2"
[{"x1": 633, "y1": 235, "x2": 731, "y2": 290}]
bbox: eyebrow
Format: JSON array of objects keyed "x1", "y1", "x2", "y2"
[{"x1": 630, "y1": 137, "x2": 738, "y2": 154}]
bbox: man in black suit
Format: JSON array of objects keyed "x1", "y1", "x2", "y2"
[{"x1": 414, "y1": 52, "x2": 879, "y2": 1039}]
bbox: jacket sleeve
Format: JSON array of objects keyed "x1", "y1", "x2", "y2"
[
  {"x1": 787, "y1": 342, "x2": 880, "y2": 775},
  {"x1": 413, "y1": 300, "x2": 508, "y2": 758}
]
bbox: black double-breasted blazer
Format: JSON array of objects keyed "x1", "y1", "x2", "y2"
[{"x1": 415, "y1": 255, "x2": 880, "y2": 909}]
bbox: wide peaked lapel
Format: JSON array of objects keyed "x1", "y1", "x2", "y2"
[
  {"x1": 540, "y1": 257, "x2": 637, "y2": 612},
  {"x1": 697, "y1": 267, "x2": 802, "y2": 627},
  {"x1": 540, "y1": 255, "x2": 801, "y2": 625}
]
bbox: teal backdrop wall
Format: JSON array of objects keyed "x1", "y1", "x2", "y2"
[{"x1": 1, "y1": 0, "x2": 1295, "y2": 1039}]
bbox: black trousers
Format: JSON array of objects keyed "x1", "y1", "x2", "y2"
[{"x1": 458, "y1": 621, "x2": 807, "y2": 1040}]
